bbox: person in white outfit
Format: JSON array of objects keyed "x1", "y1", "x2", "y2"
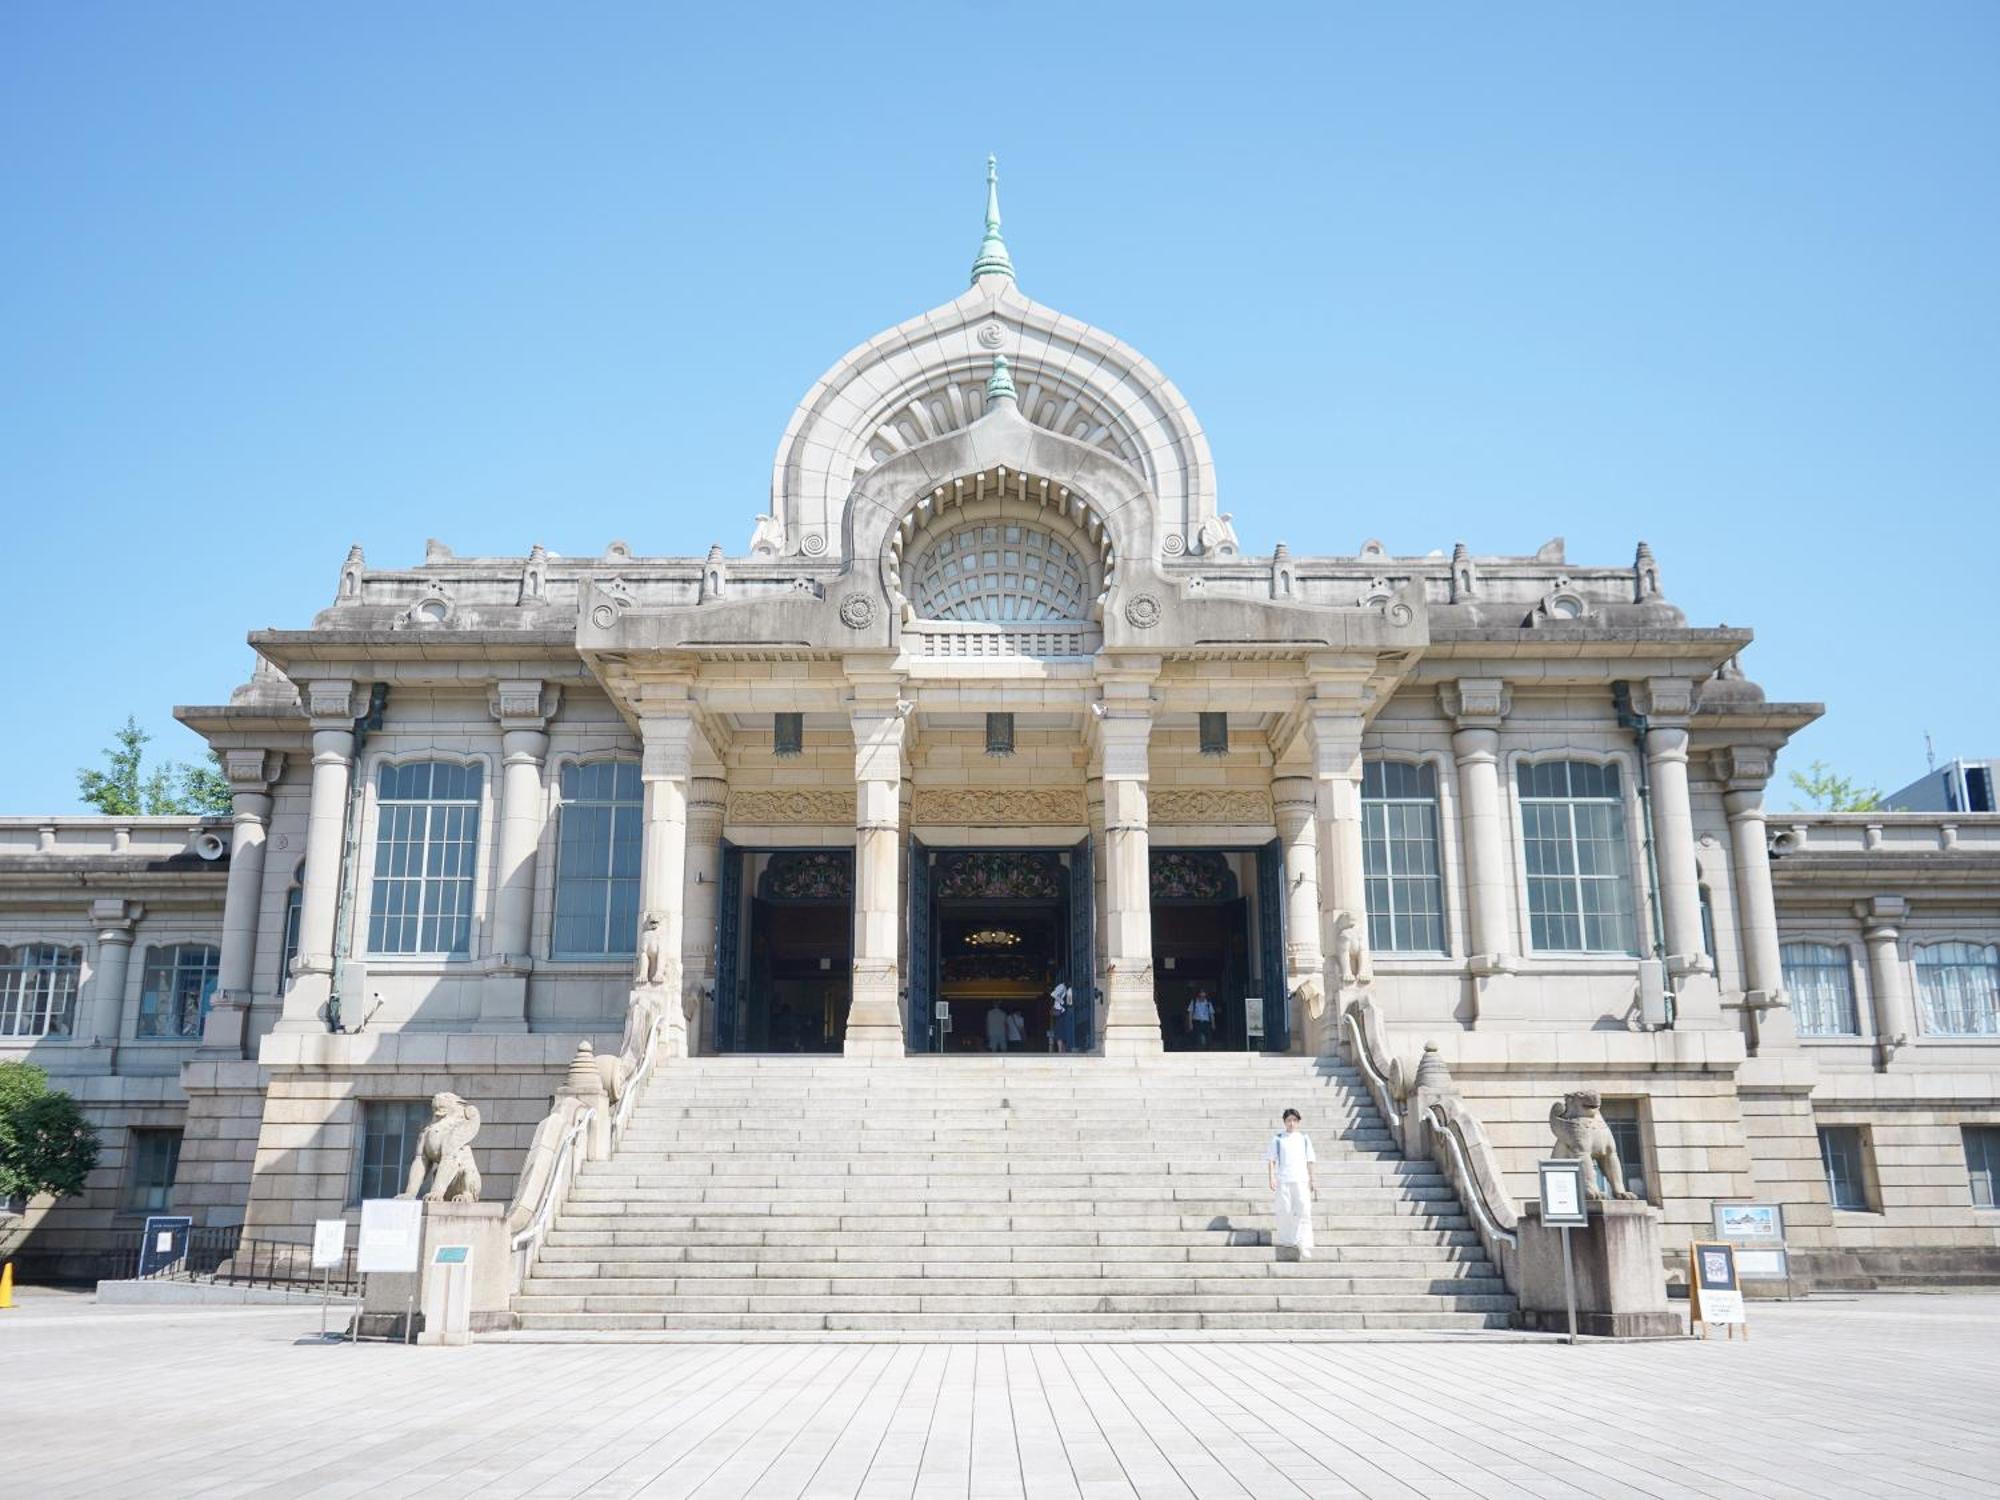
[
  {"x1": 1266, "y1": 1108, "x2": 1317, "y2": 1259},
  {"x1": 985, "y1": 1003, "x2": 1007, "y2": 1053}
]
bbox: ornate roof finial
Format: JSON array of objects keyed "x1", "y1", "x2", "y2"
[
  {"x1": 969, "y1": 154, "x2": 1015, "y2": 286},
  {"x1": 985, "y1": 353, "x2": 1017, "y2": 406}
]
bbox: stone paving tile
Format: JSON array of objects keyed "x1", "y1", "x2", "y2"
[{"x1": 4, "y1": 1288, "x2": 1999, "y2": 1498}]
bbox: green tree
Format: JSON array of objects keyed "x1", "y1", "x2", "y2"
[
  {"x1": 0, "y1": 1062, "x2": 101, "y2": 1202},
  {"x1": 76, "y1": 716, "x2": 232, "y2": 817},
  {"x1": 1788, "y1": 759, "x2": 1883, "y2": 813}
]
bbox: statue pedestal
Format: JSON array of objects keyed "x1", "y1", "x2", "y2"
[
  {"x1": 1514, "y1": 1199, "x2": 1682, "y2": 1339},
  {"x1": 358, "y1": 1202, "x2": 512, "y2": 1340}
]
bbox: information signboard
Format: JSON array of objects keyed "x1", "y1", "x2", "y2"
[
  {"x1": 1537, "y1": 1159, "x2": 1589, "y2": 1227},
  {"x1": 311, "y1": 1218, "x2": 349, "y2": 1270},
  {"x1": 1711, "y1": 1203, "x2": 1789, "y2": 1282},
  {"x1": 138, "y1": 1215, "x2": 193, "y2": 1278},
  {"x1": 357, "y1": 1198, "x2": 424, "y2": 1274}
]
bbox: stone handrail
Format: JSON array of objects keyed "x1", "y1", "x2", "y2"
[
  {"x1": 1422, "y1": 1093, "x2": 1520, "y2": 1291},
  {"x1": 1340, "y1": 995, "x2": 1406, "y2": 1154},
  {"x1": 506, "y1": 1099, "x2": 596, "y2": 1290},
  {"x1": 504, "y1": 1004, "x2": 665, "y2": 1292},
  {"x1": 1340, "y1": 994, "x2": 1522, "y2": 1294}
]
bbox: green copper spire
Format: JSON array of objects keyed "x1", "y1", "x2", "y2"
[
  {"x1": 985, "y1": 354, "x2": 1017, "y2": 405},
  {"x1": 969, "y1": 153, "x2": 1015, "y2": 285}
]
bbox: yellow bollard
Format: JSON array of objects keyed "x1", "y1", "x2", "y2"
[{"x1": 0, "y1": 1260, "x2": 13, "y2": 1309}]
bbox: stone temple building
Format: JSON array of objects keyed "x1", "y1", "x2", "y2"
[{"x1": 4, "y1": 163, "x2": 1997, "y2": 1321}]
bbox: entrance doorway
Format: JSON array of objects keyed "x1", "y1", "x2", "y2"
[
  {"x1": 1151, "y1": 845, "x2": 1289, "y2": 1052},
  {"x1": 713, "y1": 848, "x2": 853, "y2": 1053},
  {"x1": 908, "y1": 845, "x2": 1094, "y2": 1054}
]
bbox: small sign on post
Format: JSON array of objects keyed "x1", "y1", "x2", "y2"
[
  {"x1": 1244, "y1": 998, "x2": 1264, "y2": 1043},
  {"x1": 311, "y1": 1219, "x2": 348, "y2": 1338},
  {"x1": 356, "y1": 1198, "x2": 425, "y2": 1344},
  {"x1": 1689, "y1": 1240, "x2": 1748, "y2": 1339},
  {"x1": 1537, "y1": 1159, "x2": 1589, "y2": 1345}
]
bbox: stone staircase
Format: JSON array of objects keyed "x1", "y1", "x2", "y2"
[{"x1": 510, "y1": 1053, "x2": 1515, "y2": 1332}]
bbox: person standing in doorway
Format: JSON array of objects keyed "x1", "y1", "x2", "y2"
[
  {"x1": 1048, "y1": 979, "x2": 1075, "y2": 1054},
  {"x1": 1005, "y1": 1008, "x2": 1026, "y2": 1053},
  {"x1": 1266, "y1": 1108, "x2": 1317, "y2": 1260},
  {"x1": 985, "y1": 1002, "x2": 1008, "y2": 1053},
  {"x1": 1187, "y1": 988, "x2": 1216, "y2": 1049}
]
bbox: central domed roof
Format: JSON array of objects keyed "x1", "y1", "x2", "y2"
[{"x1": 761, "y1": 160, "x2": 1224, "y2": 565}]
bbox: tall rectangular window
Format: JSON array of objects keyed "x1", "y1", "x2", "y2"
[
  {"x1": 1517, "y1": 761, "x2": 1636, "y2": 954},
  {"x1": 368, "y1": 761, "x2": 482, "y2": 956},
  {"x1": 135, "y1": 945, "x2": 220, "y2": 1038},
  {"x1": 0, "y1": 945, "x2": 82, "y2": 1038},
  {"x1": 1965, "y1": 1127, "x2": 2000, "y2": 1210},
  {"x1": 125, "y1": 1128, "x2": 182, "y2": 1213},
  {"x1": 353, "y1": 1099, "x2": 431, "y2": 1204},
  {"x1": 552, "y1": 760, "x2": 643, "y2": 957},
  {"x1": 1361, "y1": 760, "x2": 1445, "y2": 953},
  {"x1": 278, "y1": 860, "x2": 304, "y2": 989},
  {"x1": 1598, "y1": 1098, "x2": 1651, "y2": 1202},
  {"x1": 1914, "y1": 942, "x2": 2000, "y2": 1037},
  {"x1": 1782, "y1": 942, "x2": 1861, "y2": 1037},
  {"x1": 1819, "y1": 1125, "x2": 1871, "y2": 1211}
]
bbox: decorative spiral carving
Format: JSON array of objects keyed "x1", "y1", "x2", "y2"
[
  {"x1": 589, "y1": 604, "x2": 618, "y2": 629},
  {"x1": 837, "y1": 594, "x2": 876, "y2": 630},
  {"x1": 976, "y1": 322, "x2": 1005, "y2": 349},
  {"x1": 1161, "y1": 532, "x2": 1186, "y2": 556},
  {"x1": 1386, "y1": 600, "x2": 1415, "y2": 627},
  {"x1": 799, "y1": 532, "x2": 828, "y2": 557},
  {"x1": 1124, "y1": 593, "x2": 1163, "y2": 630}
]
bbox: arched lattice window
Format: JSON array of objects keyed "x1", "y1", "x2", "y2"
[{"x1": 909, "y1": 522, "x2": 1087, "y2": 622}]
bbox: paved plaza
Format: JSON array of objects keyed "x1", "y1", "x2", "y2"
[{"x1": 4, "y1": 1290, "x2": 1998, "y2": 1498}]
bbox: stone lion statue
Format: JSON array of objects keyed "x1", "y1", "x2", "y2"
[
  {"x1": 1330, "y1": 911, "x2": 1374, "y2": 988},
  {"x1": 399, "y1": 1092, "x2": 482, "y2": 1203},
  {"x1": 635, "y1": 913, "x2": 666, "y2": 986},
  {"x1": 1548, "y1": 1089, "x2": 1634, "y2": 1201}
]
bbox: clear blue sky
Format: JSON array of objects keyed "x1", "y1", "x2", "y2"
[{"x1": 4, "y1": 3, "x2": 1995, "y2": 812}]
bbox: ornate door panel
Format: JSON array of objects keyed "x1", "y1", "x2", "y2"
[
  {"x1": 713, "y1": 841, "x2": 743, "y2": 1054},
  {"x1": 907, "y1": 837, "x2": 933, "y2": 1053},
  {"x1": 1069, "y1": 835, "x2": 1095, "y2": 1050},
  {"x1": 1257, "y1": 837, "x2": 1288, "y2": 1051}
]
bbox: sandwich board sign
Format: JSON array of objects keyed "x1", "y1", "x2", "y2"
[
  {"x1": 311, "y1": 1218, "x2": 349, "y2": 1270},
  {"x1": 1689, "y1": 1240, "x2": 1747, "y2": 1338}
]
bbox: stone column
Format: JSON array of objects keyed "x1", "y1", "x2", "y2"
[
  {"x1": 1085, "y1": 775, "x2": 1109, "y2": 1049},
  {"x1": 1441, "y1": 680, "x2": 1514, "y2": 978},
  {"x1": 1857, "y1": 894, "x2": 1914, "y2": 1065},
  {"x1": 1095, "y1": 669, "x2": 1161, "y2": 1056},
  {"x1": 280, "y1": 681, "x2": 358, "y2": 1030},
  {"x1": 481, "y1": 681, "x2": 557, "y2": 1033},
  {"x1": 1715, "y1": 748, "x2": 1797, "y2": 1053},
  {"x1": 1272, "y1": 775, "x2": 1328, "y2": 1050},
  {"x1": 847, "y1": 692, "x2": 909, "y2": 1058},
  {"x1": 638, "y1": 712, "x2": 694, "y2": 1057},
  {"x1": 1306, "y1": 706, "x2": 1371, "y2": 1023},
  {"x1": 681, "y1": 776, "x2": 727, "y2": 1055},
  {"x1": 204, "y1": 751, "x2": 283, "y2": 1054},
  {"x1": 86, "y1": 899, "x2": 141, "y2": 1046}
]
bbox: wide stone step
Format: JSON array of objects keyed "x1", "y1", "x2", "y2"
[
  {"x1": 561, "y1": 1187, "x2": 1463, "y2": 1209},
  {"x1": 524, "y1": 1248, "x2": 1496, "y2": 1272},
  {"x1": 519, "y1": 1273, "x2": 1510, "y2": 1298},
  {"x1": 549, "y1": 1211, "x2": 1473, "y2": 1236},
  {"x1": 509, "y1": 1310, "x2": 1510, "y2": 1333},
  {"x1": 511, "y1": 1291, "x2": 1517, "y2": 1316}
]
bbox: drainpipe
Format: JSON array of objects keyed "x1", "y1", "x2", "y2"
[
  {"x1": 1611, "y1": 681, "x2": 1675, "y2": 1029},
  {"x1": 327, "y1": 684, "x2": 389, "y2": 1032}
]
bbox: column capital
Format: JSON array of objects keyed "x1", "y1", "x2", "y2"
[
  {"x1": 1626, "y1": 675, "x2": 1698, "y2": 726},
  {"x1": 1856, "y1": 893, "x2": 1909, "y2": 936},
  {"x1": 688, "y1": 775, "x2": 728, "y2": 816},
  {"x1": 1438, "y1": 678, "x2": 1511, "y2": 728},
  {"x1": 1711, "y1": 747, "x2": 1774, "y2": 794},
  {"x1": 640, "y1": 712, "x2": 695, "y2": 781},
  {"x1": 304, "y1": 678, "x2": 361, "y2": 727},
  {"x1": 1271, "y1": 774, "x2": 1315, "y2": 816},
  {"x1": 851, "y1": 703, "x2": 909, "y2": 787},
  {"x1": 1090, "y1": 707, "x2": 1152, "y2": 780},
  {"x1": 222, "y1": 749, "x2": 285, "y2": 794},
  {"x1": 1304, "y1": 709, "x2": 1364, "y2": 780},
  {"x1": 488, "y1": 679, "x2": 560, "y2": 730},
  {"x1": 89, "y1": 898, "x2": 142, "y2": 939}
]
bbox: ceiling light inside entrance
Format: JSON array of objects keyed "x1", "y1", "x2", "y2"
[{"x1": 965, "y1": 928, "x2": 1020, "y2": 949}]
